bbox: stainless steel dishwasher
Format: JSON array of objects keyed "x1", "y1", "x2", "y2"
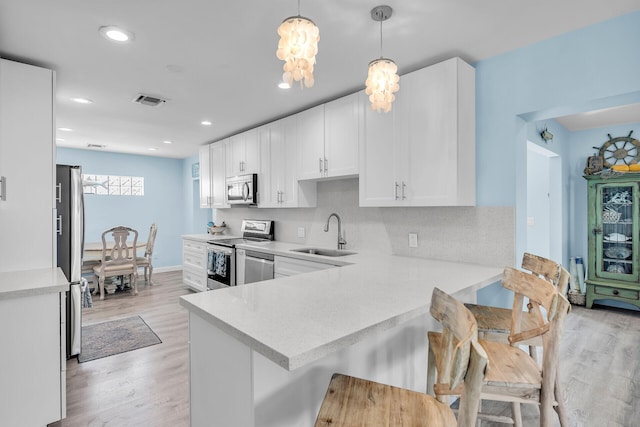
[{"x1": 238, "y1": 248, "x2": 274, "y2": 284}]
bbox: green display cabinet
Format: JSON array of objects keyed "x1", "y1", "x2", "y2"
[{"x1": 584, "y1": 174, "x2": 640, "y2": 309}]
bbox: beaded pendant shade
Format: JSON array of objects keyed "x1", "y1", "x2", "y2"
[
  {"x1": 276, "y1": 1, "x2": 319, "y2": 89},
  {"x1": 365, "y1": 5, "x2": 399, "y2": 113}
]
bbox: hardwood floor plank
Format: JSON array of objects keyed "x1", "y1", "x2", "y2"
[{"x1": 49, "y1": 274, "x2": 639, "y2": 427}]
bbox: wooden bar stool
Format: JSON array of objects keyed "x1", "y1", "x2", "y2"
[
  {"x1": 428, "y1": 267, "x2": 572, "y2": 427},
  {"x1": 463, "y1": 253, "x2": 570, "y2": 426},
  {"x1": 314, "y1": 287, "x2": 488, "y2": 427},
  {"x1": 465, "y1": 253, "x2": 567, "y2": 345}
]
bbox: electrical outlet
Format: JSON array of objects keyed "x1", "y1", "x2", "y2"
[
  {"x1": 408, "y1": 232, "x2": 418, "y2": 248},
  {"x1": 297, "y1": 227, "x2": 305, "y2": 238},
  {"x1": 527, "y1": 216, "x2": 535, "y2": 226}
]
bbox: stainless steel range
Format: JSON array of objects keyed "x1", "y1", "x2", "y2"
[{"x1": 206, "y1": 219, "x2": 274, "y2": 290}]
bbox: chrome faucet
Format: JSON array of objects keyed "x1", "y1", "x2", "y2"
[{"x1": 324, "y1": 212, "x2": 347, "y2": 250}]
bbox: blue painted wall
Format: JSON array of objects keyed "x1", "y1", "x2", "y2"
[
  {"x1": 182, "y1": 153, "x2": 212, "y2": 235},
  {"x1": 57, "y1": 148, "x2": 187, "y2": 268},
  {"x1": 475, "y1": 11, "x2": 640, "y2": 308}
]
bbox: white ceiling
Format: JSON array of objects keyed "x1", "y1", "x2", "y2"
[{"x1": 1, "y1": 1, "x2": 639, "y2": 159}]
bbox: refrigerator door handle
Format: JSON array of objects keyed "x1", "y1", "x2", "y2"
[
  {"x1": 56, "y1": 214, "x2": 63, "y2": 235},
  {"x1": 56, "y1": 182, "x2": 62, "y2": 203},
  {"x1": 0, "y1": 176, "x2": 5, "y2": 201}
]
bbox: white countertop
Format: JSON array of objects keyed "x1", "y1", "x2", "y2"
[
  {"x1": 0, "y1": 267, "x2": 70, "y2": 300},
  {"x1": 181, "y1": 233, "x2": 238, "y2": 243},
  {"x1": 179, "y1": 244, "x2": 502, "y2": 371}
]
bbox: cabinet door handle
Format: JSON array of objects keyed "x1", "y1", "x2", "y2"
[
  {"x1": 319, "y1": 158, "x2": 323, "y2": 173},
  {"x1": 402, "y1": 182, "x2": 407, "y2": 200},
  {"x1": 593, "y1": 227, "x2": 602, "y2": 234},
  {"x1": 612, "y1": 289, "x2": 620, "y2": 296},
  {"x1": 0, "y1": 176, "x2": 6, "y2": 201},
  {"x1": 324, "y1": 158, "x2": 328, "y2": 176},
  {"x1": 56, "y1": 215, "x2": 63, "y2": 235},
  {"x1": 395, "y1": 182, "x2": 400, "y2": 200}
]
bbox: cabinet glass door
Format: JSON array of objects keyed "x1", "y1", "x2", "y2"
[{"x1": 596, "y1": 183, "x2": 638, "y2": 281}]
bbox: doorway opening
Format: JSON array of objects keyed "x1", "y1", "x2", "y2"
[{"x1": 526, "y1": 141, "x2": 562, "y2": 262}]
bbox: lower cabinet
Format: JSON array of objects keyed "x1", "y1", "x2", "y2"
[
  {"x1": 274, "y1": 255, "x2": 336, "y2": 278},
  {"x1": 183, "y1": 238, "x2": 208, "y2": 292},
  {"x1": 0, "y1": 290, "x2": 64, "y2": 425}
]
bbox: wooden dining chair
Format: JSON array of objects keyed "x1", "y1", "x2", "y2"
[
  {"x1": 92, "y1": 226, "x2": 139, "y2": 300},
  {"x1": 428, "y1": 267, "x2": 571, "y2": 427},
  {"x1": 314, "y1": 287, "x2": 488, "y2": 427},
  {"x1": 136, "y1": 223, "x2": 158, "y2": 284}
]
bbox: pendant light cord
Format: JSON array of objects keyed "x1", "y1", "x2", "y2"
[{"x1": 379, "y1": 19, "x2": 383, "y2": 58}]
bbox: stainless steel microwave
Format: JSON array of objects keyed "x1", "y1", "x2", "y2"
[{"x1": 226, "y1": 174, "x2": 258, "y2": 205}]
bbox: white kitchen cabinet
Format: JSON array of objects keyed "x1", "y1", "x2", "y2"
[
  {"x1": 183, "y1": 238, "x2": 208, "y2": 292},
  {"x1": 199, "y1": 141, "x2": 229, "y2": 209},
  {"x1": 227, "y1": 128, "x2": 260, "y2": 177},
  {"x1": 359, "y1": 57, "x2": 476, "y2": 207},
  {"x1": 260, "y1": 118, "x2": 316, "y2": 208},
  {"x1": 210, "y1": 140, "x2": 229, "y2": 208},
  {"x1": 297, "y1": 105, "x2": 326, "y2": 180},
  {"x1": 297, "y1": 94, "x2": 360, "y2": 180},
  {"x1": 0, "y1": 59, "x2": 55, "y2": 271},
  {"x1": 323, "y1": 92, "x2": 360, "y2": 177},
  {"x1": 198, "y1": 145, "x2": 212, "y2": 208},
  {"x1": 274, "y1": 255, "x2": 336, "y2": 277}
]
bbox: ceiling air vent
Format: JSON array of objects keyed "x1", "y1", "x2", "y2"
[
  {"x1": 87, "y1": 144, "x2": 106, "y2": 149},
  {"x1": 132, "y1": 94, "x2": 167, "y2": 107}
]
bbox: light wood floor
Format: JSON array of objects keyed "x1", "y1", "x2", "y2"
[
  {"x1": 49, "y1": 272, "x2": 639, "y2": 426},
  {"x1": 49, "y1": 271, "x2": 193, "y2": 427}
]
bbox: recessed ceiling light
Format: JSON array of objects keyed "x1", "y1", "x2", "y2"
[
  {"x1": 163, "y1": 140, "x2": 173, "y2": 144},
  {"x1": 56, "y1": 138, "x2": 65, "y2": 142},
  {"x1": 71, "y1": 97, "x2": 92, "y2": 104},
  {"x1": 58, "y1": 127, "x2": 73, "y2": 132},
  {"x1": 99, "y1": 26, "x2": 135, "y2": 43},
  {"x1": 278, "y1": 81, "x2": 291, "y2": 89},
  {"x1": 201, "y1": 120, "x2": 212, "y2": 126},
  {"x1": 148, "y1": 147, "x2": 158, "y2": 151}
]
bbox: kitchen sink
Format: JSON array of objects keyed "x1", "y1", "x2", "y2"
[{"x1": 289, "y1": 248, "x2": 357, "y2": 257}]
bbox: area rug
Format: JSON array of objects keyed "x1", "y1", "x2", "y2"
[{"x1": 78, "y1": 315, "x2": 161, "y2": 363}]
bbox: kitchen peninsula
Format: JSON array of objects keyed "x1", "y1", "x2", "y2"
[{"x1": 179, "y1": 243, "x2": 502, "y2": 427}]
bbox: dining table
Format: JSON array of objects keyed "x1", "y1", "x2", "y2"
[{"x1": 83, "y1": 240, "x2": 147, "y2": 261}]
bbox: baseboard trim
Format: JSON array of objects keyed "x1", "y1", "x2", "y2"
[{"x1": 148, "y1": 265, "x2": 182, "y2": 273}]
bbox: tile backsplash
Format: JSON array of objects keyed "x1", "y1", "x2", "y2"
[{"x1": 216, "y1": 178, "x2": 514, "y2": 267}]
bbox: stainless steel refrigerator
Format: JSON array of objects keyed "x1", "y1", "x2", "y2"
[{"x1": 56, "y1": 164, "x2": 84, "y2": 358}]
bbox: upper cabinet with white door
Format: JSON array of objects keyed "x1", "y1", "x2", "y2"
[
  {"x1": 260, "y1": 117, "x2": 316, "y2": 208},
  {"x1": 359, "y1": 57, "x2": 475, "y2": 207},
  {"x1": 226, "y1": 128, "x2": 259, "y2": 177},
  {"x1": 198, "y1": 145, "x2": 212, "y2": 208},
  {"x1": 199, "y1": 141, "x2": 230, "y2": 209},
  {"x1": 210, "y1": 140, "x2": 229, "y2": 208},
  {"x1": 0, "y1": 59, "x2": 55, "y2": 271},
  {"x1": 297, "y1": 93, "x2": 360, "y2": 180}
]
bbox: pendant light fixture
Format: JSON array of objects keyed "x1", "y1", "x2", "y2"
[
  {"x1": 365, "y1": 5, "x2": 399, "y2": 113},
  {"x1": 276, "y1": 0, "x2": 320, "y2": 89}
]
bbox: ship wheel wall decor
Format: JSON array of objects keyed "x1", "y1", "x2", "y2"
[{"x1": 598, "y1": 131, "x2": 640, "y2": 167}]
